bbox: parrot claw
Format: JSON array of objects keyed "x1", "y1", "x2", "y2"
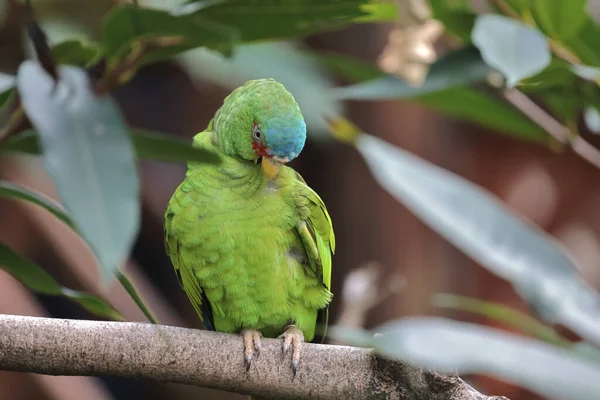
[
  {"x1": 241, "y1": 329, "x2": 263, "y2": 371},
  {"x1": 278, "y1": 325, "x2": 304, "y2": 376}
]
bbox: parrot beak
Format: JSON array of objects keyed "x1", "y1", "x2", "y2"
[{"x1": 262, "y1": 156, "x2": 288, "y2": 178}]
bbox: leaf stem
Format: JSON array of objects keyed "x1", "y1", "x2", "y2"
[{"x1": 501, "y1": 88, "x2": 600, "y2": 169}]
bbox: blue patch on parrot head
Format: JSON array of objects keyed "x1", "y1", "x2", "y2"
[{"x1": 261, "y1": 113, "x2": 307, "y2": 162}]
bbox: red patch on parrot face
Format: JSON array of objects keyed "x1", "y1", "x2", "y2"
[{"x1": 252, "y1": 122, "x2": 272, "y2": 158}]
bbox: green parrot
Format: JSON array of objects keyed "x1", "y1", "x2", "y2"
[{"x1": 164, "y1": 78, "x2": 335, "y2": 378}]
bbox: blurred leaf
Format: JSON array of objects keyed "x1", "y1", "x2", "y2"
[
  {"x1": 17, "y1": 61, "x2": 140, "y2": 284},
  {"x1": 319, "y1": 51, "x2": 546, "y2": 141},
  {"x1": 0, "y1": 129, "x2": 220, "y2": 164},
  {"x1": 352, "y1": 1, "x2": 397, "y2": 22},
  {"x1": 178, "y1": 42, "x2": 343, "y2": 136},
  {"x1": 0, "y1": 180, "x2": 74, "y2": 229},
  {"x1": 472, "y1": 15, "x2": 551, "y2": 87},
  {"x1": 0, "y1": 243, "x2": 61, "y2": 294},
  {"x1": 538, "y1": 87, "x2": 582, "y2": 123},
  {"x1": 182, "y1": 0, "x2": 395, "y2": 42},
  {"x1": 0, "y1": 129, "x2": 43, "y2": 154},
  {"x1": 0, "y1": 87, "x2": 14, "y2": 113},
  {"x1": 433, "y1": 293, "x2": 571, "y2": 347},
  {"x1": 564, "y1": 18, "x2": 600, "y2": 66},
  {"x1": 429, "y1": 0, "x2": 476, "y2": 42},
  {"x1": 333, "y1": 47, "x2": 491, "y2": 100},
  {"x1": 116, "y1": 271, "x2": 157, "y2": 324},
  {"x1": 502, "y1": 0, "x2": 530, "y2": 14},
  {"x1": 571, "y1": 64, "x2": 600, "y2": 81},
  {"x1": 51, "y1": 40, "x2": 103, "y2": 67},
  {"x1": 584, "y1": 106, "x2": 600, "y2": 133},
  {"x1": 327, "y1": 117, "x2": 600, "y2": 348},
  {"x1": 415, "y1": 87, "x2": 548, "y2": 142},
  {"x1": 531, "y1": 0, "x2": 588, "y2": 40},
  {"x1": 132, "y1": 129, "x2": 220, "y2": 162},
  {"x1": 0, "y1": 180, "x2": 156, "y2": 323},
  {"x1": 331, "y1": 317, "x2": 600, "y2": 400},
  {"x1": 312, "y1": 50, "x2": 383, "y2": 82},
  {"x1": 0, "y1": 72, "x2": 14, "y2": 92},
  {"x1": 519, "y1": 58, "x2": 576, "y2": 90},
  {"x1": 101, "y1": 4, "x2": 238, "y2": 62},
  {"x1": 0, "y1": 243, "x2": 123, "y2": 320}
]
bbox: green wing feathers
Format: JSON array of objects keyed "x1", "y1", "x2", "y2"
[
  {"x1": 293, "y1": 171, "x2": 335, "y2": 341},
  {"x1": 164, "y1": 187, "x2": 214, "y2": 330}
]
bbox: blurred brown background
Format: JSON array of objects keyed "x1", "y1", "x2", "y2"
[{"x1": 1, "y1": 1, "x2": 599, "y2": 399}]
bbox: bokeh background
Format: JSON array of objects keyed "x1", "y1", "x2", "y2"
[{"x1": 1, "y1": 1, "x2": 600, "y2": 399}]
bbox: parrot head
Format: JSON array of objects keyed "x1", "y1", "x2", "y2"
[{"x1": 212, "y1": 78, "x2": 306, "y2": 178}]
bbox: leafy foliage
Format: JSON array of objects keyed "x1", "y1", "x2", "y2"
[
  {"x1": 17, "y1": 61, "x2": 140, "y2": 284},
  {"x1": 328, "y1": 117, "x2": 600, "y2": 348},
  {"x1": 0, "y1": 243, "x2": 122, "y2": 320}
]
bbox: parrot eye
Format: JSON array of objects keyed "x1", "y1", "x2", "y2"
[{"x1": 252, "y1": 124, "x2": 262, "y2": 141}]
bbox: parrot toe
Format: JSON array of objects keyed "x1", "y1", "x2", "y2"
[
  {"x1": 278, "y1": 325, "x2": 304, "y2": 376},
  {"x1": 241, "y1": 329, "x2": 263, "y2": 371}
]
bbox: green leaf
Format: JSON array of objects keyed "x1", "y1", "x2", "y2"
[
  {"x1": 472, "y1": 14, "x2": 551, "y2": 87},
  {"x1": 333, "y1": 47, "x2": 491, "y2": 100},
  {"x1": 182, "y1": 0, "x2": 394, "y2": 43},
  {"x1": 328, "y1": 118, "x2": 600, "y2": 348},
  {"x1": 0, "y1": 243, "x2": 123, "y2": 320},
  {"x1": 51, "y1": 40, "x2": 103, "y2": 68},
  {"x1": 564, "y1": 18, "x2": 600, "y2": 66},
  {"x1": 541, "y1": 94, "x2": 581, "y2": 129},
  {"x1": 101, "y1": 4, "x2": 238, "y2": 63},
  {"x1": 0, "y1": 128, "x2": 220, "y2": 164},
  {"x1": 0, "y1": 73, "x2": 15, "y2": 115},
  {"x1": 312, "y1": 50, "x2": 384, "y2": 82},
  {"x1": 518, "y1": 58, "x2": 576, "y2": 91},
  {"x1": 331, "y1": 317, "x2": 600, "y2": 400},
  {"x1": 17, "y1": 61, "x2": 140, "y2": 284},
  {"x1": 352, "y1": 1, "x2": 397, "y2": 23},
  {"x1": 0, "y1": 130, "x2": 41, "y2": 154},
  {"x1": 319, "y1": 51, "x2": 546, "y2": 141},
  {"x1": 433, "y1": 293, "x2": 571, "y2": 347},
  {"x1": 415, "y1": 87, "x2": 548, "y2": 142},
  {"x1": 0, "y1": 181, "x2": 74, "y2": 229},
  {"x1": 0, "y1": 180, "x2": 157, "y2": 323},
  {"x1": 117, "y1": 271, "x2": 157, "y2": 324},
  {"x1": 531, "y1": 0, "x2": 588, "y2": 41},
  {"x1": 429, "y1": 0, "x2": 476, "y2": 42},
  {"x1": 0, "y1": 243, "x2": 61, "y2": 294},
  {"x1": 132, "y1": 129, "x2": 219, "y2": 163},
  {"x1": 0, "y1": 87, "x2": 14, "y2": 113},
  {"x1": 502, "y1": 0, "x2": 530, "y2": 14}
]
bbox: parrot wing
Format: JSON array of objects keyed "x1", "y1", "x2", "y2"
[
  {"x1": 294, "y1": 171, "x2": 335, "y2": 342},
  {"x1": 164, "y1": 205, "x2": 215, "y2": 331}
]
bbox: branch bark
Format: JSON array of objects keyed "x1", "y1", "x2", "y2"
[{"x1": 0, "y1": 314, "x2": 507, "y2": 400}]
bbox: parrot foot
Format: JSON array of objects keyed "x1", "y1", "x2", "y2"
[
  {"x1": 241, "y1": 329, "x2": 262, "y2": 371},
  {"x1": 278, "y1": 325, "x2": 304, "y2": 376}
]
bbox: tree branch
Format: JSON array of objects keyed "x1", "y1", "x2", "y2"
[{"x1": 0, "y1": 314, "x2": 506, "y2": 400}]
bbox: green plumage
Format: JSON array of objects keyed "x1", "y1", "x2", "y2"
[{"x1": 164, "y1": 79, "x2": 334, "y2": 346}]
